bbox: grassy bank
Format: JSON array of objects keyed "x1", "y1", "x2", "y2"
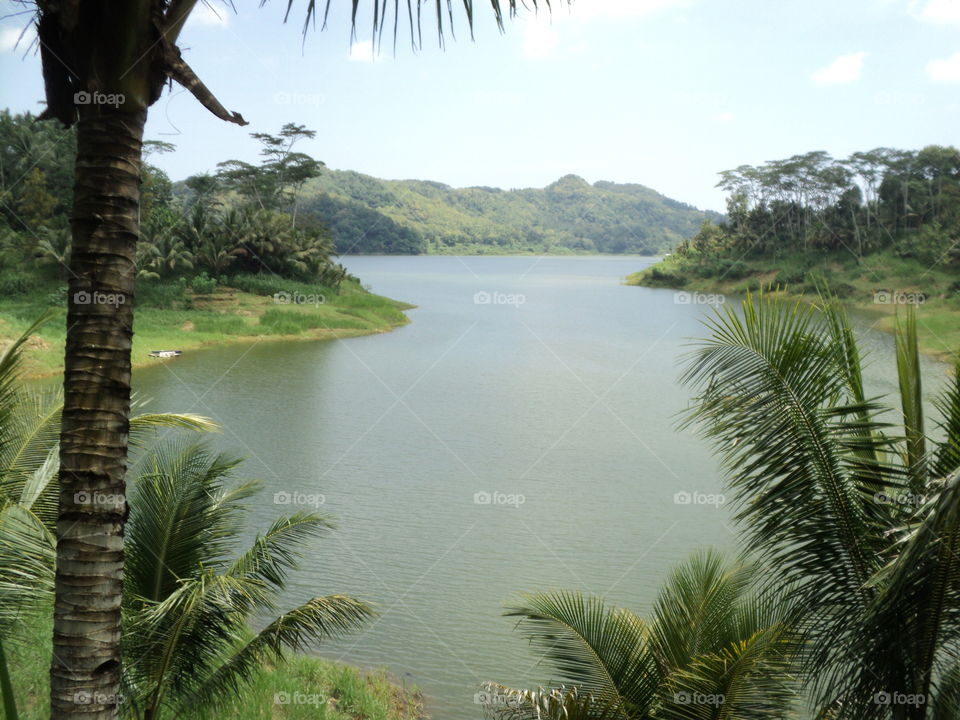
[
  {"x1": 627, "y1": 250, "x2": 960, "y2": 361},
  {"x1": 5, "y1": 611, "x2": 425, "y2": 720},
  {"x1": 0, "y1": 275, "x2": 413, "y2": 378}
]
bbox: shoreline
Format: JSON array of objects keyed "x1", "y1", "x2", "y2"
[
  {"x1": 23, "y1": 317, "x2": 414, "y2": 381},
  {"x1": 626, "y1": 256, "x2": 960, "y2": 365},
  {"x1": 2, "y1": 281, "x2": 415, "y2": 380}
]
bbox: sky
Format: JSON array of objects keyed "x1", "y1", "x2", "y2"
[{"x1": 1, "y1": 0, "x2": 959, "y2": 212}]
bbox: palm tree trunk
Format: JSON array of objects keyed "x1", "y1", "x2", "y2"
[{"x1": 51, "y1": 108, "x2": 146, "y2": 720}]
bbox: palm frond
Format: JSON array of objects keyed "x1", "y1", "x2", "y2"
[
  {"x1": 479, "y1": 684, "x2": 624, "y2": 720},
  {"x1": 896, "y1": 306, "x2": 928, "y2": 492},
  {"x1": 281, "y1": 0, "x2": 559, "y2": 47},
  {"x1": 0, "y1": 501, "x2": 55, "y2": 631},
  {"x1": 175, "y1": 594, "x2": 374, "y2": 714},
  {"x1": 681, "y1": 292, "x2": 880, "y2": 608},
  {"x1": 505, "y1": 591, "x2": 658, "y2": 715},
  {"x1": 932, "y1": 358, "x2": 960, "y2": 480},
  {"x1": 838, "y1": 470, "x2": 960, "y2": 717},
  {"x1": 125, "y1": 440, "x2": 249, "y2": 603},
  {"x1": 226, "y1": 511, "x2": 334, "y2": 591},
  {"x1": 129, "y1": 409, "x2": 221, "y2": 449}
]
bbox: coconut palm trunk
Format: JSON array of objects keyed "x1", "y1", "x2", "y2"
[
  {"x1": 25, "y1": 3, "x2": 553, "y2": 718},
  {"x1": 51, "y1": 108, "x2": 146, "y2": 719}
]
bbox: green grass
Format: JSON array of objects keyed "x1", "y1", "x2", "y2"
[
  {"x1": 0, "y1": 276, "x2": 414, "y2": 378},
  {"x1": 627, "y1": 250, "x2": 960, "y2": 361},
  {"x1": 5, "y1": 610, "x2": 424, "y2": 720}
]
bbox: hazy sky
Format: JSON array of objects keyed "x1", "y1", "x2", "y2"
[{"x1": 2, "y1": 0, "x2": 959, "y2": 211}]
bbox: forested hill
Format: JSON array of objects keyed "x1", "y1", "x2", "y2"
[{"x1": 297, "y1": 170, "x2": 721, "y2": 255}]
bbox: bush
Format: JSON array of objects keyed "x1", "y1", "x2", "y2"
[
  {"x1": 718, "y1": 259, "x2": 750, "y2": 280},
  {"x1": 0, "y1": 271, "x2": 33, "y2": 296},
  {"x1": 774, "y1": 267, "x2": 807, "y2": 286},
  {"x1": 46, "y1": 285, "x2": 68, "y2": 306},
  {"x1": 644, "y1": 266, "x2": 687, "y2": 287},
  {"x1": 137, "y1": 278, "x2": 188, "y2": 308},
  {"x1": 190, "y1": 272, "x2": 217, "y2": 295},
  {"x1": 227, "y1": 273, "x2": 335, "y2": 299}
]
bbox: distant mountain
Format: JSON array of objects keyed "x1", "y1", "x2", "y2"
[{"x1": 297, "y1": 170, "x2": 721, "y2": 255}]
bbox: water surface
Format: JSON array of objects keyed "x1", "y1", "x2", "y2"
[{"x1": 130, "y1": 256, "x2": 949, "y2": 719}]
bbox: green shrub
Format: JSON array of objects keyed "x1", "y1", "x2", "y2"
[
  {"x1": 138, "y1": 278, "x2": 188, "y2": 308},
  {"x1": 644, "y1": 266, "x2": 687, "y2": 287},
  {"x1": 46, "y1": 285, "x2": 68, "y2": 306},
  {"x1": 0, "y1": 271, "x2": 33, "y2": 296},
  {"x1": 774, "y1": 267, "x2": 807, "y2": 286},
  {"x1": 718, "y1": 259, "x2": 750, "y2": 280},
  {"x1": 190, "y1": 272, "x2": 217, "y2": 295}
]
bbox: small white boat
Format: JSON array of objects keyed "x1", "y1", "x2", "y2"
[{"x1": 149, "y1": 350, "x2": 183, "y2": 358}]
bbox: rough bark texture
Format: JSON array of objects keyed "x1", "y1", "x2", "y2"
[{"x1": 52, "y1": 108, "x2": 145, "y2": 720}]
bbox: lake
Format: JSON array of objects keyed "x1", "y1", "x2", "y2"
[{"x1": 130, "y1": 255, "x2": 949, "y2": 719}]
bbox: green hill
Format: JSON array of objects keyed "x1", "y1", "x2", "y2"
[{"x1": 298, "y1": 169, "x2": 720, "y2": 255}]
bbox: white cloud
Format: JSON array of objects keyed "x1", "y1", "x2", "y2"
[
  {"x1": 0, "y1": 25, "x2": 35, "y2": 53},
  {"x1": 927, "y1": 51, "x2": 960, "y2": 81},
  {"x1": 812, "y1": 52, "x2": 867, "y2": 85},
  {"x1": 522, "y1": 20, "x2": 559, "y2": 59},
  {"x1": 189, "y1": 3, "x2": 230, "y2": 27},
  {"x1": 715, "y1": 111, "x2": 735, "y2": 123},
  {"x1": 911, "y1": 0, "x2": 960, "y2": 23}
]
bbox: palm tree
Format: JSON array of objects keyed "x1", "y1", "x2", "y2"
[
  {"x1": 0, "y1": 322, "x2": 371, "y2": 719},
  {"x1": 483, "y1": 550, "x2": 801, "y2": 720},
  {"x1": 14, "y1": 2, "x2": 559, "y2": 714},
  {"x1": 681, "y1": 291, "x2": 960, "y2": 717},
  {"x1": 35, "y1": 226, "x2": 72, "y2": 278},
  {"x1": 121, "y1": 440, "x2": 373, "y2": 720},
  {"x1": 0, "y1": 319, "x2": 215, "y2": 719}
]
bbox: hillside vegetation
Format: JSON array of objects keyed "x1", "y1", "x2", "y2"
[
  {"x1": 299, "y1": 170, "x2": 721, "y2": 255},
  {"x1": 628, "y1": 145, "x2": 960, "y2": 358}
]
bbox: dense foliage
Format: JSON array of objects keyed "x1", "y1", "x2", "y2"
[
  {"x1": 679, "y1": 146, "x2": 960, "y2": 268},
  {"x1": 299, "y1": 171, "x2": 720, "y2": 255},
  {"x1": 0, "y1": 112, "x2": 348, "y2": 288}
]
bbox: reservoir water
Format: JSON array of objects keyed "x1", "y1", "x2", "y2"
[{"x1": 130, "y1": 255, "x2": 949, "y2": 719}]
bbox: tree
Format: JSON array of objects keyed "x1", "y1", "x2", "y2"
[
  {"x1": 0, "y1": 318, "x2": 216, "y2": 719},
  {"x1": 122, "y1": 441, "x2": 373, "y2": 720},
  {"x1": 682, "y1": 292, "x2": 960, "y2": 717},
  {"x1": 0, "y1": 321, "x2": 371, "y2": 720},
  {"x1": 483, "y1": 550, "x2": 801, "y2": 720},
  {"x1": 15, "y1": 2, "x2": 559, "y2": 717},
  {"x1": 219, "y1": 123, "x2": 324, "y2": 222}
]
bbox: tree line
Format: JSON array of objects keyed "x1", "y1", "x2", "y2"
[
  {"x1": 680, "y1": 146, "x2": 960, "y2": 268},
  {"x1": 0, "y1": 112, "x2": 348, "y2": 289}
]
